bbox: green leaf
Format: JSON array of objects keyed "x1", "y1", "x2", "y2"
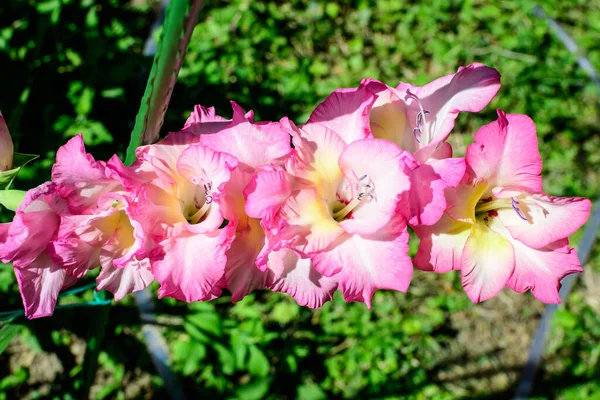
[
  {"x1": 36, "y1": 0, "x2": 60, "y2": 14},
  {"x1": 64, "y1": 119, "x2": 113, "y2": 146},
  {"x1": 75, "y1": 87, "x2": 95, "y2": 116},
  {"x1": 297, "y1": 383, "x2": 327, "y2": 400},
  {"x1": 85, "y1": 7, "x2": 99, "y2": 28},
  {"x1": 187, "y1": 312, "x2": 222, "y2": 337},
  {"x1": 172, "y1": 340, "x2": 206, "y2": 376},
  {"x1": 0, "y1": 189, "x2": 26, "y2": 211},
  {"x1": 100, "y1": 88, "x2": 124, "y2": 99},
  {"x1": 125, "y1": 0, "x2": 204, "y2": 165},
  {"x1": 230, "y1": 332, "x2": 248, "y2": 370},
  {"x1": 183, "y1": 321, "x2": 210, "y2": 343},
  {"x1": 213, "y1": 343, "x2": 235, "y2": 375},
  {"x1": 0, "y1": 152, "x2": 39, "y2": 190},
  {"x1": 0, "y1": 366, "x2": 27, "y2": 390},
  {"x1": 248, "y1": 345, "x2": 270, "y2": 378},
  {"x1": 0, "y1": 323, "x2": 22, "y2": 355},
  {"x1": 235, "y1": 378, "x2": 272, "y2": 400},
  {"x1": 271, "y1": 302, "x2": 299, "y2": 324}
]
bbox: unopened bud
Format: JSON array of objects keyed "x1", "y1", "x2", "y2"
[{"x1": 0, "y1": 110, "x2": 14, "y2": 171}]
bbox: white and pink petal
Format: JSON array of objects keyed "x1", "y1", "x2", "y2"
[
  {"x1": 460, "y1": 221, "x2": 515, "y2": 303},
  {"x1": 14, "y1": 253, "x2": 78, "y2": 319},
  {"x1": 498, "y1": 193, "x2": 591, "y2": 249},
  {"x1": 266, "y1": 248, "x2": 337, "y2": 308},
  {"x1": 150, "y1": 226, "x2": 235, "y2": 302},
  {"x1": 311, "y1": 218, "x2": 412, "y2": 308}
]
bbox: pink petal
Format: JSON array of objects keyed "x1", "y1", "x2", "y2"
[
  {"x1": 412, "y1": 137, "x2": 454, "y2": 164},
  {"x1": 408, "y1": 156, "x2": 466, "y2": 226},
  {"x1": 0, "y1": 210, "x2": 60, "y2": 267},
  {"x1": 466, "y1": 111, "x2": 543, "y2": 193},
  {"x1": 107, "y1": 210, "x2": 148, "y2": 268},
  {"x1": 229, "y1": 100, "x2": 255, "y2": 125},
  {"x1": 48, "y1": 238, "x2": 100, "y2": 278},
  {"x1": 311, "y1": 218, "x2": 412, "y2": 308},
  {"x1": 276, "y1": 188, "x2": 344, "y2": 254},
  {"x1": 284, "y1": 120, "x2": 346, "y2": 197},
  {"x1": 58, "y1": 212, "x2": 118, "y2": 245},
  {"x1": 219, "y1": 168, "x2": 254, "y2": 228},
  {"x1": 182, "y1": 104, "x2": 231, "y2": 135},
  {"x1": 0, "y1": 222, "x2": 9, "y2": 243},
  {"x1": 150, "y1": 227, "x2": 235, "y2": 302},
  {"x1": 222, "y1": 219, "x2": 269, "y2": 302},
  {"x1": 96, "y1": 258, "x2": 154, "y2": 301},
  {"x1": 19, "y1": 181, "x2": 67, "y2": 214},
  {"x1": 366, "y1": 79, "x2": 421, "y2": 153},
  {"x1": 498, "y1": 194, "x2": 591, "y2": 249},
  {"x1": 14, "y1": 253, "x2": 78, "y2": 319},
  {"x1": 105, "y1": 155, "x2": 154, "y2": 192},
  {"x1": 266, "y1": 248, "x2": 337, "y2": 308},
  {"x1": 506, "y1": 238, "x2": 582, "y2": 303},
  {"x1": 0, "y1": 183, "x2": 66, "y2": 267},
  {"x1": 199, "y1": 104, "x2": 291, "y2": 170},
  {"x1": 405, "y1": 63, "x2": 501, "y2": 149},
  {"x1": 130, "y1": 184, "x2": 185, "y2": 237},
  {"x1": 176, "y1": 143, "x2": 238, "y2": 195},
  {"x1": 50, "y1": 206, "x2": 139, "y2": 279},
  {"x1": 309, "y1": 84, "x2": 376, "y2": 144},
  {"x1": 177, "y1": 144, "x2": 239, "y2": 231},
  {"x1": 461, "y1": 222, "x2": 515, "y2": 303},
  {"x1": 337, "y1": 138, "x2": 415, "y2": 234},
  {"x1": 135, "y1": 131, "x2": 199, "y2": 184},
  {"x1": 52, "y1": 135, "x2": 121, "y2": 213},
  {"x1": 413, "y1": 215, "x2": 472, "y2": 273},
  {"x1": 244, "y1": 168, "x2": 294, "y2": 221}
]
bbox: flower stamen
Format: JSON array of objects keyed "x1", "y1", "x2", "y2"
[
  {"x1": 511, "y1": 197, "x2": 528, "y2": 221},
  {"x1": 332, "y1": 174, "x2": 376, "y2": 221},
  {"x1": 475, "y1": 196, "x2": 529, "y2": 221},
  {"x1": 188, "y1": 182, "x2": 213, "y2": 224},
  {"x1": 405, "y1": 89, "x2": 430, "y2": 144}
]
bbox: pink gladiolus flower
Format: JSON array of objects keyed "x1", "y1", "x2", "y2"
[
  {"x1": 246, "y1": 118, "x2": 417, "y2": 307},
  {"x1": 0, "y1": 111, "x2": 13, "y2": 171},
  {"x1": 178, "y1": 102, "x2": 336, "y2": 308},
  {"x1": 49, "y1": 135, "x2": 154, "y2": 301},
  {"x1": 129, "y1": 126, "x2": 238, "y2": 302},
  {"x1": 193, "y1": 102, "x2": 300, "y2": 302},
  {"x1": 310, "y1": 63, "x2": 501, "y2": 226},
  {"x1": 414, "y1": 110, "x2": 591, "y2": 303},
  {"x1": 0, "y1": 182, "x2": 77, "y2": 318}
]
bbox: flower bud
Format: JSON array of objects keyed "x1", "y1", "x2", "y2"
[{"x1": 0, "y1": 110, "x2": 14, "y2": 171}]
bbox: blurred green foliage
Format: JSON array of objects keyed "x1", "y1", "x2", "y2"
[{"x1": 0, "y1": 0, "x2": 599, "y2": 399}]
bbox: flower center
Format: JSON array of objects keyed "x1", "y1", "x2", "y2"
[
  {"x1": 187, "y1": 182, "x2": 213, "y2": 224},
  {"x1": 332, "y1": 174, "x2": 375, "y2": 222},
  {"x1": 405, "y1": 89, "x2": 430, "y2": 144},
  {"x1": 475, "y1": 196, "x2": 528, "y2": 221}
]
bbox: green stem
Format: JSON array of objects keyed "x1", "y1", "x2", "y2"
[{"x1": 125, "y1": 0, "x2": 204, "y2": 165}]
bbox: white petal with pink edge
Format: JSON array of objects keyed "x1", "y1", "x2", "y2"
[
  {"x1": 312, "y1": 218, "x2": 412, "y2": 308},
  {"x1": 267, "y1": 248, "x2": 337, "y2": 308}
]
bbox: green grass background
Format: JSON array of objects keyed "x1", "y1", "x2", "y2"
[{"x1": 0, "y1": 0, "x2": 599, "y2": 399}]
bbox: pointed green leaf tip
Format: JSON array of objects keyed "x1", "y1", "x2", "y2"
[
  {"x1": 0, "y1": 153, "x2": 40, "y2": 190},
  {"x1": 0, "y1": 189, "x2": 27, "y2": 211},
  {"x1": 125, "y1": 0, "x2": 204, "y2": 166}
]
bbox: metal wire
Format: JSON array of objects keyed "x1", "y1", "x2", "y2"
[{"x1": 514, "y1": 5, "x2": 600, "y2": 399}]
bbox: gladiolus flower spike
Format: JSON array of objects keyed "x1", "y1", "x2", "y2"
[{"x1": 0, "y1": 64, "x2": 590, "y2": 319}]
